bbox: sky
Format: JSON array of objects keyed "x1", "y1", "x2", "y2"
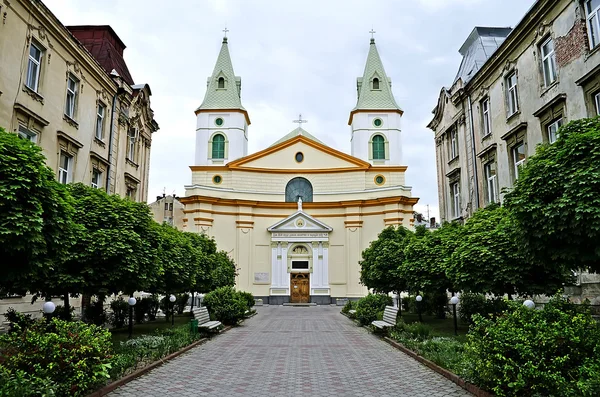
[{"x1": 45, "y1": 0, "x2": 534, "y2": 221}]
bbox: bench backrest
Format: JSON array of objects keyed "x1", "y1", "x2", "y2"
[
  {"x1": 192, "y1": 307, "x2": 210, "y2": 324},
  {"x1": 383, "y1": 305, "x2": 399, "y2": 325}
]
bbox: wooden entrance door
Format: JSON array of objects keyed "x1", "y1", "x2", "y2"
[{"x1": 290, "y1": 273, "x2": 310, "y2": 303}]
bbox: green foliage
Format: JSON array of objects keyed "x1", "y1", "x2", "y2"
[
  {"x1": 3, "y1": 308, "x2": 34, "y2": 333},
  {"x1": 458, "y1": 292, "x2": 508, "y2": 325},
  {"x1": 83, "y1": 297, "x2": 107, "y2": 326},
  {"x1": 0, "y1": 366, "x2": 59, "y2": 397},
  {"x1": 504, "y1": 117, "x2": 600, "y2": 274},
  {"x1": 203, "y1": 286, "x2": 247, "y2": 325},
  {"x1": 109, "y1": 297, "x2": 129, "y2": 328},
  {"x1": 209, "y1": 251, "x2": 237, "y2": 291},
  {"x1": 464, "y1": 294, "x2": 600, "y2": 396},
  {"x1": 0, "y1": 128, "x2": 76, "y2": 297},
  {"x1": 360, "y1": 226, "x2": 412, "y2": 294},
  {"x1": 0, "y1": 318, "x2": 113, "y2": 396},
  {"x1": 237, "y1": 291, "x2": 255, "y2": 311},
  {"x1": 341, "y1": 300, "x2": 356, "y2": 314},
  {"x1": 355, "y1": 293, "x2": 393, "y2": 326}
]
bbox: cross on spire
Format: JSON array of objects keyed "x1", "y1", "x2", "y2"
[
  {"x1": 293, "y1": 113, "x2": 308, "y2": 128},
  {"x1": 369, "y1": 28, "x2": 376, "y2": 39},
  {"x1": 223, "y1": 27, "x2": 229, "y2": 37}
]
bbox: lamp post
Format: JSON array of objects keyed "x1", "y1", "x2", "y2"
[
  {"x1": 415, "y1": 295, "x2": 423, "y2": 323},
  {"x1": 523, "y1": 299, "x2": 535, "y2": 309},
  {"x1": 450, "y1": 295, "x2": 459, "y2": 336},
  {"x1": 169, "y1": 294, "x2": 176, "y2": 326},
  {"x1": 42, "y1": 301, "x2": 56, "y2": 323},
  {"x1": 128, "y1": 296, "x2": 137, "y2": 339}
]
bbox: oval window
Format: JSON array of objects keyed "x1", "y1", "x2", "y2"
[
  {"x1": 295, "y1": 152, "x2": 304, "y2": 163},
  {"x1": 374, "y1": 175, "x2": 385, "y2": 185},
  {"x1": 373, "y1": 118, "x2": 383, "y2": 127},
  {"x1": 213, "y1": 175, "x2": 222, "y2": 184},
  {"x1": 215, "y1": 117, "x2": 224, "y2": 126}
]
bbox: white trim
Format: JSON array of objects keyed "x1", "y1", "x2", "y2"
[
  {"x1": 65, "y1": 75, "x2": 78, "y2": 119},
  {"x1": 18, "y1": 125, "x2": 37, "y2": 143},
  {"x1": 183, "y1": 184, "x2": 413, "y2": 195},
  {"x1": 449, "y1": 129, "x2": 458, "y2": 159},
  {"x1": 95, "y1": 104, "x2": 106, "y2": 140},
  {"x1": 268, "y1": 211, "x2": 333, "y2": 232},
  {"x1": 26, "y1": 42, "x2": 42, "y2": 92},
  {"x1": 506, "y1": 71, "x2": 519, "y2": 116},
  {"x1": 484, "y1": 162, "x2": 498, "y2": 204},
  {"x1": 91, "y1": 169, "x2": 102, "y2": 189},
  {"x1": 481, "y1": 98, "x2": 491, "y2": 137},
  {"x1": 58, "y1": 152, "x2": 73, "y2": 184},
  {"x1": 547, "y1": 118, "x2": 563, "y2": 144},
  {"x1": 451, "y1": 182, "x2": 460, "y2": 219},
  {"x1": 594, "y1": 92, "x2": 600, "y2": 116},
  {"x1": 586, "y1": 0, "x2": 600, "y2": 49},
  {"x1": 540, "y1": 37, "x2": 557, "y2": 87},
  {"x1": 512, "y1": 142, "x2": 526, "y2": 180}
]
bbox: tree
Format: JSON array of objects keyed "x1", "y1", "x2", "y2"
[
  {"x1": 446, "y1": 204, "x2": 570, "y2": 296},
  {"x1": 209, "y1": 251, "x2": 237, "y2": 290},
  {"x1": 0, "y1": 128, "x2": 75, "y2": 296},
  {"x1": 360, "y1": 226, "x2": 412, "y2": 296},
  {"x1": 504, "y1": 117, "x2": 600, "y2": 275}
]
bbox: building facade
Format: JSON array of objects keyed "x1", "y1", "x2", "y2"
[
  {"x1": 149, "y1": 194, "x2": 185, "y2": 229},
  {"x1": 182, "y1": 36, "x2": 418, "y2": 304},
  {"x1": 0, "y1": 0, "x2": 158, "y2": 323},
  {"x1": 428, "y1": 0, "x2": 600, "y2": 223}
]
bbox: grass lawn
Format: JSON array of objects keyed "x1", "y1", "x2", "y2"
[
  {"x1": 110, "y1": 314, "x2": 192, "y2": 345},
  {"x1": 399, "y1": 313, "x2": 469, "y2": 339}
]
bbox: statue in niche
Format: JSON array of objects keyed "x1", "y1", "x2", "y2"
[
  {"x1": 298, "y1": 197, "x2": 302, "y2": 211},
  {"x1": 292, "y1": 245, "x2": 308, "y2": 254}
]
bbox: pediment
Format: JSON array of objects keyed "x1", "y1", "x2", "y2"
[{"x1": 268, "y1": 211, "x2": 332, "y2": 233}]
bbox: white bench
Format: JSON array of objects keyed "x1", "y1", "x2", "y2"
[
  {"x1": 348, "y1": 309, "x2": 357, "y2": 316},
  {"x1": 372, "y1": 305, "x2": 398, "y2": 330},
  {"x1": 192, "y1": 307, "x2": 222, "y2": 332}
]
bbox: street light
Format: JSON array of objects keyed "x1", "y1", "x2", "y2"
[
  {"x1": 42, "y1": 301, "x2": 56, "y2": 323},
  {"x1": 450, "y1": 295, "x2": 459, "y2": 336},
  {"x1": 128, "y1": 296, "x2": 137, "y2": 339},
  {"x1": 415, "y1": 295, "x2": 423, "y2": 323},
  {"x1": 169, "y1": 294, "x2": 176, "y2": 326},
  {"x1": 523, "y1": 299, "x2": 535, "y2": 309}
]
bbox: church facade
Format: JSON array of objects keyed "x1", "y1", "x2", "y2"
[{"x1": 181, "y1": 35, "x2": 418, "y2": 304}]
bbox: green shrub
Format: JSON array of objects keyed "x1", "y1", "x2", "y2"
[
  {"x1": 0, "y1": 366, "x2": 59, "y2": 397},
  {"x1": 341, "y1": 300, "x2": 356, "y2": 314},
  {"x1": 51, "y1": 304, "x2": 75, "y2": 321},
  {"x1": 458, "y1": 292, "x2": 508, "y2": 324},
  {"x1": 237, "y1": 291, "x2": 255, "y2": 311},
  {"x1": 109, "y1": 297, "x2": 129, "y2": 328},
  {"x1": 174, "y1": 293, "x2": 189, "y2": 315},
  {"x1": 3, "y1": 308, "x2": 34, "y2": 333},
  {"x1": 355, "y1": 294, "x2": 392, "y2": 326},
  {"x1": 83, "y1": 297, "x2": 107, "y2": 326},
  {"x1": 403, "y1": 321, "x2": 433, "y2": 341},
  {"x1": 203, "y1": 286, "x2": 247, "y2": 325},
  {"x1": 464, "y1": 294, "x2": 600, "y2": 396},
  {"x1": 0, "y1": 318, "x2": 113, "y2": 396}
]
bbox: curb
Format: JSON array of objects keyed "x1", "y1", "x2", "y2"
[
  {"x1": 382, "y1": 337, "x2": 494, "y2": 397},
  {"x1": 87, "y1": 325, "x2": 233, "y2": 397}
]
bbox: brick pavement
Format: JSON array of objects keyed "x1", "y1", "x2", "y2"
[{"x1": 108, "y1": 306, "x2": 472, "y2": 397}]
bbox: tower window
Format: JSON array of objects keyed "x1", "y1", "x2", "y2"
[
  {"x1": 372, "y1": 135, "x2": 385, "y2": 160},
  {"x1": 212, "y1": 134, "x2": 225, "y2": 159},
  {"x1": 373, "y1": 118, "x2": 383, "y2": 127},
  {"x1": 372, "y1": 78, "x2": 380, "y2": 90},
  {"x1": 218, "y1": 77, "x2": 225, "y2": 89}
]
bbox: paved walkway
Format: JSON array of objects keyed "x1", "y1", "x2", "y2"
[{"x1": 108, "y1": 306, "x2": 472, "y2": 397}]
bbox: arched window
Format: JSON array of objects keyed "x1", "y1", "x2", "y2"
[
  {"x1": 218, "y1": 77, "x2": 225, "y2": 89},
  {"x1": 372, "y1": 135, "x2": 385, "y2": 160},
  {"x1": 212, "y1": 134, "x2": 225, "y2": 159},
  {"x1": 372, "y1": 78, "x2": 380, "y2": 90},
  {"x1": 285, "y1": 177, "x2": 313, "y2": 203}
]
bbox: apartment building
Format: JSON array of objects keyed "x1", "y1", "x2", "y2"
[
  {"x1": 428, "y1": 0, "x2": 600, "y2": 222},
  {"x1": 148, "y1": 194, "x2": 185, "y2": 230}
]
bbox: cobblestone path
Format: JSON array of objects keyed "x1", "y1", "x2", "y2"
[{"x1": 108, "y1": 306, "x2": 472, "y2": 396}]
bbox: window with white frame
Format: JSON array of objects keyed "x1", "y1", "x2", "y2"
[
  {"x1": 540, "y1": 37, "x2": 557, "y2": 87},
  {"x1": 26, "y1": 42, "x2": 42, "y2": 92},
  {"x1": 586, "y1": 0, "x2": 600, "y2": 49},
  {"x1": 65, "y1": 76, "x2": 78, "y2": 119},
  {"x1": 95, "y1": 104, "x2": 106, "y2": 140},
  {"x1": 18, "y1": 125, "x2": 37, "y2": 143},
  {"x1": 481, "y1": 98, "x2": 491, "y2": 137},
  {"x1": 595, "y1": 92, "x2": 600, "y2": 115},
  {"x1": 451, "y1": 182, "x2": 461, "y2": 219},
  {"x1": 484, "y1": 162, "x2": 498, "y2": 204},
  {"x1": 449, "y1": 129, "x2": 458, "y2": 159},
  {"x1": 506, "y1": 72, "x2": 519, "y2": 116},
  {"x1": 512, "y1": 142, "x2": 526, "y2": 180},
  {"x1": 127, "y1": 128, "x2": 137, "y2": 161},
  {"x1": 58, "y1": 152, "x2": 73, "y2": 184},
  {"x1": 91, "y1": 169, "x2": 102, "y2": 189},
  {"x1": 547, "y1": 118, "x2": 563, "y2": 144}
]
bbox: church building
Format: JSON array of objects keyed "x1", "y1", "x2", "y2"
[{"x1": 181, "y1": 35, "x2": 418, "y2": 304}]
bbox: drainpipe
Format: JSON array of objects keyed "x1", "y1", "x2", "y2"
[
  {"x1": 105, "y1": 87, "x2": 126, "y2": 193},
  {"x1": 467, "y1": 95, "x2": 480, "y2": 211}
]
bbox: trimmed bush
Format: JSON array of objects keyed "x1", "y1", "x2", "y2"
[
  {"x1": 109, "y1": 297, "x2": 129, "y2": 328},
  {"x1": 203, "y1": 286, "x2": 247, "y2": 325},
  {"x1": 0, "y1": 318, "x2": 113, "y2": 396},
  {"x1": 355, "y1": 294, "x2": 393, "y2": 326},
  {"x1": 464, "y1": 294, "x2": 600, "y2": 396},
  {"x1": 237, "y1": 291, "x2": 255, "y2": 311},
  {"x1": 341, "y1": 300, "x2": 356, "y2": 314}
]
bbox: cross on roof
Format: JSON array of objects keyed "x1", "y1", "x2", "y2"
[
  {"x1": 293, "y1": 114, "x2": 307, "y2": 127},
  {"x1": 223, "y1": 27, "x2": 229, "y2": 37},
  {"x1": 369, "y1": 28, "x2": 376, "y2": 39}
]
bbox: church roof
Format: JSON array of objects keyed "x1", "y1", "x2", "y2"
[
  {"x1": 352, "y1": 38, "x2": 402, "y2": 112},
  {"x1": 270, "y1": 127, "x2": 324, "y2": 147},
  {"x1": 195, "y1": 37, "x2": 245, "y2": 112}
]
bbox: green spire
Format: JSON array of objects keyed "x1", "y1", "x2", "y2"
[
  {"x1": 196, "y1": 37, "x2": 245, "y2": 112},
  {"x1": 353, "y1": 38, "x2": 401, "y2": 111}
]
